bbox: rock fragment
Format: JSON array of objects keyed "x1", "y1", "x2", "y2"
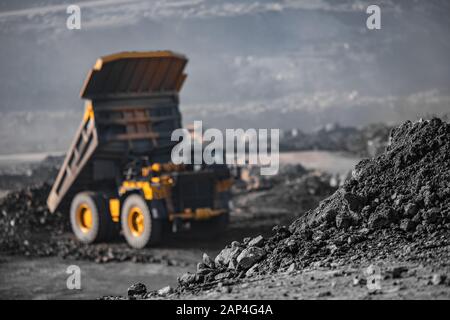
[
  {"x1": 245, "y1": 263, "x2": 260, "y2": 277},
  {"x1": 127, "y1": 283, "x2": 147, "y2": 297},
  {"x1": 400, "y1": 219, "x2": 416, "y2": 232},
  {"x1": 158, "y1": 286, "x2": 173, "y2": 296},
  {"x1": 214, "y1": 246, "x2": 242, "y2": 267},
  {"x1": 286, "y1": 263, "x2": 296, "y2": 274},
  {"x1": 202, "y1": 253, "x2": 215, "y2": 269},
  {"x1": 236, "y1": 247, "x2": 265, "y2": 270},
  {"x1": 248, "y1": 235, "x2": 264, "y2": 248},
  {"x1": 178, "y1": 273, "x2": 196, "y2": 286},
  {"x1": 431, "y1": 274, "x2": 447, "y2": 285},
  {"x1": 215, "y1": 272, "x2": 233, "y2": 281}
]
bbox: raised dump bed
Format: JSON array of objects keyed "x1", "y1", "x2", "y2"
[{"x1": 47, "y1": 51, "x2": 188, "y2": 213}]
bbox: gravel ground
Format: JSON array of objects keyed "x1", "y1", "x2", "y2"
[{"x1": 177, "y1": 260, "x2": 450, "y2": 300}]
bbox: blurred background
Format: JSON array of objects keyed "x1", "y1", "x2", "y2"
[{"x1": 0, "y1": 0, "x2": 449, "y2": 154}]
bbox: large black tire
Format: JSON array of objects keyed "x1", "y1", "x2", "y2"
[
  {"x1": 121, "y1": 194, "x2": 162, "y2": 248},
  {"x1": 70, "y1": 192, "x2": 116, "y2": 244}
]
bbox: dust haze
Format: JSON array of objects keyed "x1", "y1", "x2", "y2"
[{"x1": 1, "y1": 0, "x2": 449, "y2": 154}]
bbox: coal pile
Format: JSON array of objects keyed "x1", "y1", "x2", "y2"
[
  {"x1": 172, "y1": 118, "x2": 450, "y2": 294},
  {"x1": 0, "y1": 184, "x2": 171, "y2": 265},
  {"x1": 0, "y1": 184, "x2": 67, "y2": 254}
]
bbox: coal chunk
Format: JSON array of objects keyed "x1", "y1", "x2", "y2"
[{"x1": 127, "y1": 283, "x2": 147, "y2": 297}]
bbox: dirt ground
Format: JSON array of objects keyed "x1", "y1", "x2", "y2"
[
  {"x1": 0, "y1": 256, "x2": 186, "y2": 299},
  {"x1": 178, "y1": 260, "x2": 450, "y2": 300}
]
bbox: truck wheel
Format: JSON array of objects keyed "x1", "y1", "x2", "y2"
[
  {"x1": 121, "y1": 194, "x2": 162, "y2": 248},
  {"x1": 70, "y1": 192, "x2": 115, "y2": 244}
]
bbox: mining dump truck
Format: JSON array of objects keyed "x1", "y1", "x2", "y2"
[{"x1": 47, "y1": 51, "x2": 232, "y2": 248}]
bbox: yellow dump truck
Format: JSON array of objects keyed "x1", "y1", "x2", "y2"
[{"x1": 47, "y1": 51, "x2": 232, "y2": 248}]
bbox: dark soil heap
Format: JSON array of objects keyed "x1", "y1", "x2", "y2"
[
  {"x1": 0, "y1": 184, "x2": 66, "y2": 253},
  {"x1": 0, "y1": 185, "x2": 165, "y2": 264},
  {"x1": 302, "y1": 117, "x2": 450, "y2": 232},
  {"x1": 173, "y1": 118, "x2": 450, "y2": 295}
]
